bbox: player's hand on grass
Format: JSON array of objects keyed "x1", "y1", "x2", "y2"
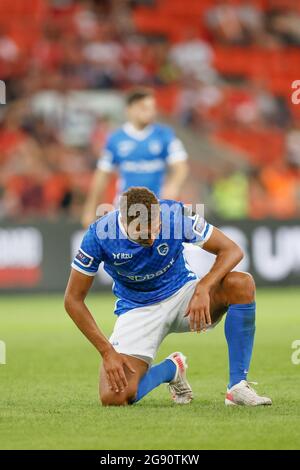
[
  {"x1": 102, "y1": 348, "x2": 136, "y2": 393},
  {"x1": 185, "y1": 284, "x2": 211, "y2": 333}
]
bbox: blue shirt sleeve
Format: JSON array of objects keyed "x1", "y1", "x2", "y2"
[
  {"x1": 97, "y1": 133, "x2": 119, "y2": 172},
  {"x1": 71, "y1": 224, "x2": 103, "y2": 276},
  {"x1": 182, "y1": 205, "x2": 213, "y2": 247}
]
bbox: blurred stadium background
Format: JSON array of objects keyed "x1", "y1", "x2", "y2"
[{"x1": 1, "y1": 0, "x2": 300, "y2": 292}]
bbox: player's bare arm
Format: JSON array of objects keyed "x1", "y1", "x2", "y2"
[
  {"x1": 161, "y1": 160, "x2": 189, "y2": 200},
  {"x1": 64, "y1": 269, "x2": 135, "y2": 393},
  {"x1": 81, "y1": 169, "x2": 111, "y2": 228},
  {"x1": 185, "y1": 227, "x2": 244, "y2": 333}
]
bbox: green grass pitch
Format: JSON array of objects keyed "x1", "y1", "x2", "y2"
[{"x1": 1, "y1": 288, "x2": 300, "y2": 450}]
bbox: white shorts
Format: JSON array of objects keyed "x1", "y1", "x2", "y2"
[{"x1": 109, "y1": 280, "x2": 219, "y2": 365}]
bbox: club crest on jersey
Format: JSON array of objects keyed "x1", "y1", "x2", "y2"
[
  {"x1": 118, "y1": 141, "x2": 136, "y2": 157},
  {"x1": 148, "y1": 140, "x2": 162, "y2": 155},
  {"x1": 75, "y1": 249, "x2": 93, "y2": 268},
  {"x1": 157, "y1": 243, "x2": 169, "y2": 256}
]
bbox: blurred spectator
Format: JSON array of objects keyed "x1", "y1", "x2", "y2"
[
  {"x1": 82, "y1": 27, "x2": 123, "y2": 88},
  {"x1": 211, "y1": 169, "x2": 249, "y2": 219},
  {"x1": 169, "y1": 29, "x2": 216, "y2": 82},
  {"x1": 266, "y1": 7, "x2": 300, "y2": 46},
  {"x1": 0, "y1": 29, "x2": 19, "y2": 62},
  {"x1": 248, "y1": 168, "x2": 271, "y2": 219},
  {"x1": 90, "y1": 116, "x2": 112, "y2": 160},
  {"x1": 223, "y1": 80, "x2": 290, "y2": 129},
  {"x1": 176, "y1": 78, "x2": 223, "y2": 129},
  {"x1": 286, "y1": 122, "x2": 300, "y2": 168},
  {"x1": 205, "y1": 0, "x2": 264, "y2": 46},
  {"x1": 256, "y1": 163, "x2": 299, "y2": 219}
]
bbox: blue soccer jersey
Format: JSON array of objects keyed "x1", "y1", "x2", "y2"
[
  {"x1": 97, "y1": 123, "x2": 187, "y2": 197},
  {"x1": 72, "y1": 200, "x2": 214, "y2": 316}
]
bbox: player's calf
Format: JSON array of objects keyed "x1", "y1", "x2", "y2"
[{"x1": 219, "y1": 271, "x2": 270, "y2": 402}]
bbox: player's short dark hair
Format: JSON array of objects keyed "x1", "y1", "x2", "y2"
[
  {"x1": 120, "y1": 187, "x2": 159, "y2": 225},
  {"x1": 125, "y1": 87, "x2": 154, "y2": 106}
]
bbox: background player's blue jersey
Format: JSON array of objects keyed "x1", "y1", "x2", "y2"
[
  {"x1": 97, "y1": 123, "x2": 187, "y2": 197},
  {"x1": 72, "y1": 200, "x2": 213, "y2": 316}
]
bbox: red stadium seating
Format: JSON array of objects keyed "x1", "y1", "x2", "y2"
[
  {"x1": 215, "y1": 129, "x2": 285, "y2": 165},
  {"x1": 0, "y1": 0, "x2": 45, "y2": 52}
]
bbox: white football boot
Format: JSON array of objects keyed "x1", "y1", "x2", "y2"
[
  {"x1": 225, "y1": 380, "x2": 272, "y2": 406},
  {"x1": 167, "y1": 352, "x2": 193, "y2": 405}
]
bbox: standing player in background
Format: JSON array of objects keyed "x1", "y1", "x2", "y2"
[{"x1": 82, "y1": 88, "x2": 189, "y2": 228}]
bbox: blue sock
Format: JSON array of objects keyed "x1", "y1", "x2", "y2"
[
  {"x1": 225, "y1": 302, "x2": 256, "y2": 389},
  {"x1": 134, "y1": 359, "x2": 176, "y2": 403}
]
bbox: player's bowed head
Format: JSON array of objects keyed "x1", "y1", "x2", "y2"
[{"x1": 119, "y1": 187, "x2": 161, "y2": 248}]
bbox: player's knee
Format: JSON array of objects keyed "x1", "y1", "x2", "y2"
[
  {"x1": 100, "y1": 384, "x2": 137, "y2": 407},
  {"x1": 127, "y1": 384, "x2": 138, "y2": 403},
  {"x1": 100, "y1": 391, "x2": 128, "y2": 407},
  {"x1": 224, "y1": 272, "x2": 255, "y2": 304}
]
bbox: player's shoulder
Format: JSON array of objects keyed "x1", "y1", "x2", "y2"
[
  {"x1": 91, "y1": 210, "x2": 119, "y2": 241},
  {"x1": 153, "y1": 122, "x2": 175, "y2": 138},
  {"x1": 159, "y1": 199, "x2": 198, "y2": 221},
  {"x1": 159, "y1": 199, "x2": 184, "y2": 218},
  {"x1": 159, "y1": 198, "x2": 183, "y2": 207},
  {"x1": 105, "y1": 127, "x2": 126, "y2": 145}
]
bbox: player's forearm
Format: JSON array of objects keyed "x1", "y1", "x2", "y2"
[
  {"x1": 64, "y1": 297, "x2": 113, "y2": 356},
  {"x1": 197, "y1": 246, "x2": 243, "y2": 292},
  {"x1": 162, "y1": 161, "x2": 189, "y2": 198},
  {"x1": 83, "y1": 188, "x2": 102, "y2": 220},
  {"x1": 82, "y1": 170, "x2": 109, "y2": 227},
  {"x1": 170, "y1": 162, "x2": 188, "y2": 185}
]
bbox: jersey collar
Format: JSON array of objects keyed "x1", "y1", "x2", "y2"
[{"x1": 123, "y1": 122, "x2": 154, "y2": 141}]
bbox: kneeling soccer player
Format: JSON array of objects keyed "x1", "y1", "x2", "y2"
[{"x1": 65, "y1": 187, "x2": 272, "y2": 407}]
